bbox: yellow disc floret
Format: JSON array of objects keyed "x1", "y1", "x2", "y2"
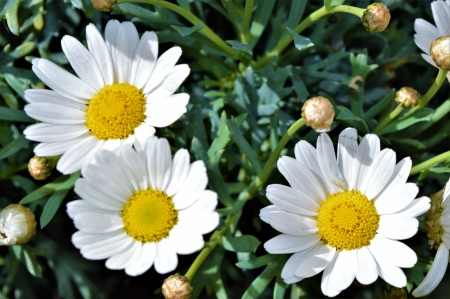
[
  {"x1": 85, "y1": 83, "x2": 146, "y2": 140},
  {"x1": 122, "y1": 189, "x2": 178, "y2": 243},
  {"x1": 316, "y1": 190, "x2": 379, "y2": 250}
]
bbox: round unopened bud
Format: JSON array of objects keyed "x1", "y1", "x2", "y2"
[
  {"x1": 28, "y1": 156, "x2": 54, "y2": 180},
  {"x1": 425, "y1": 187, "x2": 445, "y2": 250},
  {"x1": 395, "y1": 87, "x2": 420, "y2": 108},
  {"x1": 90, "y1": 0, "x2": 117, "y2": 12},
  {"x1": 0, "y1": 204, "x2": 37, "y2": 246},
  {"x1": 301, "y1": 96, "x2": 335, "y2": 133},
  {"x1": 384, "y1": 284, "x2": 407, "y2": 299},
  {"x1": 162, "y1": 274, "x2": 193, "y2": 299},
  {"x1": 362, "y1": 3, "x2": 391, "y2": 33},
  {"x1": 430, "y1": 36, "x2": 450, "y2": 71}
]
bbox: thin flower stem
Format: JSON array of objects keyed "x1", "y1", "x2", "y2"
[
  {"x1": 251, "y1": 5, "x2": 365, "y2": 69},
  {"x1": 117, "y1": 0, "x2": 240, "y2": 57},
  {"x1": 410, "y1": 150, "x2": 450, "y2": 175},
  {"x1": 184, "y1": 118, "x2": 306, "y2": 281},
  {"x1": 241, "y1": 0, "x2": 254, "y2": 44},
  {"x1": 372, "y1": 105, "x2": 404, "y2": 134}
]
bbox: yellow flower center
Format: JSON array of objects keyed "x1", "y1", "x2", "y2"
[
  {"x1": 316, "y1": 190, "x2": 379, "y2": 250},
  {"x1": 85, "y1": 83, "x2": 146, "y2": 140},
  {"x1": 122, "y1": 189, "x2": 178, "y2": 243}
]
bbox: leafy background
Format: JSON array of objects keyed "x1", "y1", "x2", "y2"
[{"x1": 0, "y1": 0, "x2": 449, "y2": 298}]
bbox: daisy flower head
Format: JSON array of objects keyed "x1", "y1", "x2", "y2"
[
  {"x1": 414, "y1": 0, "x2": 450, "y2": 80},
  {"x1": 260, "y1": 128, "x2": 431, "y2": 297},
  {"x1": 413, "y1": 177, "x2": 450, "y2": 297},
  {"x1": 24, "y1": 20, "x2": 190, "y2": 174},
  {"x1": 66, "y1": 136, "x2": 219, "y2": 276}
]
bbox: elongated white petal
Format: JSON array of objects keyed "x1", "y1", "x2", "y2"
[
  {"x1": 316, "y1": 133, "x2": 345, "y2": 194},
  {"x1": 143, "y1": 47, "x2": 182, "y2": 93},
  {"x1": 106, "y1": 240, "x2": 140, "y2": 270},
  {"x1": 57, "y1": 136, "x2": 98, "y2": 174},
  {"x1": 294, "y1": 140, "x2": 328, "y2": 193},
  {"x1": 349, "y1": 134, "x2": 380, "y2": 190},
  {"x1": 327, "y1": 250, "x2": 356, "y2": 295},
  {"x1": 25, "y1": 103, "x2": 86, "y2": 125},
  {"x1": 375, "y1": 183, "x2": 419, "y2": 215},
  {"x1": 130, "y1": 31, "x2": 158, "y2": 88},
  {"x1": 369, "y1": 235, "x2": 417, "y2": 268},
  {"x1": 377, "y1": 215, "x2": 418, "y2": 240},
  {"x1": 355, "y1": 246, "x2": 378, "y2": 285},
  {"x1": 86, "y1": 23, "x2": 114, "y2": 85},
  {"x1": 165, "y1": 149, "x2": 190, "y2": 196},
  {"x1": 266, "y1": 184, "x2": 319, "y2": 216},
  {"x1": 321, "y1": 254, "x2": 341, "y2": 297},
  {"x1": 145, "y1": 93, "x2": 189, "y2": 128},
  {"x1": 172, "y1": 161, "x2": 207, "y2": 210},
  {"x1": 395, "y1": 196, "x2": 430, "y2": 218},
  {"x1": 125, "y1": 242, "x2": 157, "y2": 276},
  {"x1": 24, "y1": 123, "x2": 88, "y2": 142},
  {"x1": 294, "y1": 242, "x2": 336, "y2": 278},
  {"x1": 264, "y1": 234, "x2": 320, "y2": 254},
  {"x1": 74, "y1": 212, "x2": 123, "y2": 233},
  {"x1": 146, "y1": 64, "x2": 190, "y2": 103},
  {"x1": 154, "y1": 238, "x2": 178, "y2": 274},
  {"x1": 24, "y1": 89, "x2": 86, "y2": 110},
  {"x1": 270, "y1": 211, "x2": 318, "y2": 236},
  {"x1": 431, "y1": 0, "x2": 450, "y2": 36},
  {"x1": 337, "y1": 128, "x2": 358, "y2": 189},
  {"x1": 370, "y1": 245, "x2": 407, "y2": 288}
]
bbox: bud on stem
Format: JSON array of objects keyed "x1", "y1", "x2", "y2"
[
  {"x1": 162, "y1": 274, "x2": 193, "y2": 299},
  {"x1": 362, "y1": 3, "x2": 391, "y2": 33},
  {"x1": 301, "y1": 96, "x2": 335, "y2": 133},
  {"x1": 395, "y1": 87, "x2": 420, "y2": 108}
]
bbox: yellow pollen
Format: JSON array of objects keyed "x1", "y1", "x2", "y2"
[
  {"x1": 122, "y1": 189, "x2": 178, "y2": 243},
  {"x1": 85, "y1": 83, "x2": 146, "y2": 140},
  {"x1": 316, "y1": 190, "x2": 379, "y2": 250}
]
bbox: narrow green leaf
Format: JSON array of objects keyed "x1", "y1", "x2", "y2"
[
  {"x1": 0, "y1": 80, "x2": 18, "y2": 108},
  {"x1": 249, "y1": 0, "x2": 276, "y2": 46},
  {"x1": 286, "y1": 27, "x2": 314, "y2": 51},
  {"x1": 176, "y1": 0, "x2": 189, "y2": 9},
  {"x1": 40, "y1": 172, "x2": 80, "y2": 228},
  {"x1": 0, "y1": 0, "x2": 23, "y2": 35},
  {"x1": 4, "y1": 73, "x2": 29, "y2": 99},
  {"x1": 0, "y1": 134, "x2": 30, "y2": 160},
  {"x1": 188, "y1": 105, "x2": 209, "y2": 149},
  {"x1": 0, "y1": 42, "x2": 35, "y2": 65},
  {"x1": 273, "y1": 274, "x2": 288, "y2": 299},
  {"x1": 208, "y1": 111, "x2": 230, "y2": 164},
  {"x1": 379, "y1": 108, "x2": 434, "y2": 135},
  {"x1": 0, "y1": 106, "x2": 34, "y2": 122},
  {"x1": 290, "y1": 73, "x2": 309, "y2": 101},
  {"x1": 226, "y1": 117, "x2": 262, "y2": 173},
  {"x1": 225, "y1": 40, "x2": 252, "y2": 55},
  {"x1": 241, "y1": 256, "x2": 283, "y2": 299},
  {"x1": 429, "y1": 167, "x2": 450, "y2": 173},
  {"x1": 335, "y1": 105, "x2": 370, "y2": 134},
  {"x1": 363, "y1": 89, "x2": 396, "y2": 120},
  {"x1": 221, "y1": 235, "x2": 261, "y2": 253},
  {"x1": 236, "y1": 254, "x2": 272, "y2": 270},
  {"x1": 391, "y1": 138, "x2": 426, "y2": 150},
  {"x1": 350, "y1": 52, "x2": 378, "y2": 79},
  {"x1": 20, "y1": 174, "x2": 72, "y2": 204},
  {"x1": 171, "y1": 23, "x2": 204, "y2": 37},
  {"x1": 22, "y1": 246, "x2": 43, "y2": 278}
]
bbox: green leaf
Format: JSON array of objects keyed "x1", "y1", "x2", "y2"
[
  {"x1": 290, "y1": 72, "x2": 309, "y2": 101},
  {"x1": 0, "y1": 41, "x2": 35, "y2": 65},
  {"x1": 225, "y1": 40, "x2": 252, "y2": 55},
  {"x1": 22, "y1": 246, "x2": 43, "y2": 278},
  {"x1": 4, "y1": 73, "x2": 29, "y2": 99},
  {"x1": 0, "y1": 134, "x2": 30, "y2": 160},
  {"x1": 241, "y1": 256, "x2": 284, "y2": 299},
  {"x1": 0, "y1": 0, "x2": 23, "y2": 35},
  {"x1": 429, "y1": 167, "x2": 450, "y2": 173},
  {"x1": 171, "y1": 23, "x2": 204, "y2": 37},
  {"x1": 19, "y1": 174, "x2": 74, "y2": 205},
  {"x1": 221, "y1": 235, "x2": 261, "y2": 253},
  {"x1": 273, "y1": 274, "x2": 288, "y2": 299},
  {"x1": 286, "y1": 27, "x2": 314, "y2": 51},
  {"x1": 379, "y1": 108, "x2": 435, "y2": 135},
  {"x1": 176, "y1": 0, "x2": 189, "y2": 9},
  {"x1": 0, "y1": 106, "x2": 34, "y2": 122},
  {"x1": 363, "y1": 89, "x2": 396, "y2": 120},
  {"x1": 208, "y1": 111, "x2": 230, "y2": 165},
  {"x1": 236, "y1": 254, "x2": 272, "y2": 270},
  {"x1": 0, "y1": 80, "x2": 18, "y2": 108},
  {"x1": 335, "y1": 105, "x2": 370, "y2": 134},
  {"x1": 40, "y1": 172, "x2": 80, "y2": 228},
  {"x1": 350, "y1": 52, "x2": 378, "y2": 79},
  {"x1": 226, "y1": 116, "x2": 262, "y2": 173},
  {"x1": 249, "y1": 0, "x2": 276, "y2": 46},
  {"x1": 391, "y1": 138, "x2": 426, "y2": 150},
  {"x1": 324, "y1": 0, "x2": 345, "y2": 9}
]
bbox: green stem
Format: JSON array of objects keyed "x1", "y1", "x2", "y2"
[
  {"x1": 117, "y1": 0, "x2": 240, "y2": 57},
  {"x1": 373, "y1": 105, "x2": 404, "y2": 134},
  {"x1": 410, "y1": 150, "x2": 450, "y2": 175},
  {"x1": 241, "y1": 0, "x2": 254, "y2": 44},
  {"x1": 184, "y1": 118, "x2": 306, "y2": 281},
  {"x1": 252, "y1": 5, "x2": 365, "y2": 69}
]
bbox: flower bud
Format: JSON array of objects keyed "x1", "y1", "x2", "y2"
[
  {"x1": 0, "y1": 204, "x2": 37, "y2": 246},
  {"x1": 90, "y1": 0, "x2": 117, "y2": 12},
  {"x1": 362, "y1": 3, "x2": 391, "y2": 33},
  {"x1": 162, "y1": 274, "x2": 193, "y2": 299},
  {"x1": 28, "y1": 156, "x2": 54, "y2": 180},
  {"x1": 395, "y1": 87, "x2": 420, "y2": 108},
  {"x1": 301, "y1": 96, "x2": 335, "y2": 133},
  {"x1": 425, "y1": 187, "x2": 445, "y2": 250},
  {"x1": 430, "y1": 36, "x2": 450, "y2": 71}
]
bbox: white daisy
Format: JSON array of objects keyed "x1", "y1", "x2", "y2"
[
  {"x1": 66, "y1": 136, "x2": 219, "y2": 276},
  {"x1": 413, "y1": 177, "x2": 450, "y2": 297},
  {"x1": 260, "y1": 128, "x2": 431, "y2": 297},
  {"x1": 24, "y1": 20, "x2": 190, "y2": 174},
  {"x1": 414, "y1": 0, "x2": 450, "y2": 81}
]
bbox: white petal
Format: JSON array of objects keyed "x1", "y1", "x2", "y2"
[
  {"x1": 105, "y1": 19, "x2": 120, "y2": 82},
  {"x1": 269, "y1": 211, "x2": 318, "y2": 236},
  {"x1": 125, "y1": 242, "x2": 156, "y2": 276},
  {"x1": 130, "y1": 31, "x2": 158, "y2": 89},
  {"x1": 61, "y1": 35, "x2": 104, "y2": 90},
  {"x1": 25, "y1": 103, "x2": 86, "y2": 125},
  {"x1": 277, "y1": 156, "x2": 326, "y2": 203},
  {"x1": 259, "y1": 206, "x2": 282, "y2": 224},
  {"x1": 165, "y1": 149, "x2": 190, "y2": 196},
  {"x1": 337, "y1": 128, "x2": 358, "y2": 189},
  {"x1": 377, "y1": 215, "x2": 418, "y2": 240},
  {"x1": 177, "y1": 211, "x2": 219, "y2": 235},
  {"x1": 24, "y1": 89, "x2": 86, "y2": 110},
  {"x1": 444, "y1": 177, "x2": 450, "y2": 202},
  {"x1": 316, "y1": 133, "x2": 345, "y2": 193},
  {"x1": 86, "y1": 23, "x2": 114, "y2": 85},
  {"x1": 422, "y1": 53, "x2": 438, "y2": 68},
  {"x1": 115, "y1": 22, "x2": 139, "y2": 83},
  {"x1": 281, "y1": 250, "x2": 308, "y2": 284},
  {"x1": 369, "y1": 235, "x2": 417, "y2": 268},
  {"x1": 57, "y1": 136, "x2": 98, "y2": 174},
  {"x1": 394, "y1": 196, "x2": 431, "y2": 218},
  {"x1": 66, "y1": 200, "x2": 118, "y2": 220},
  {"x1": 133, "y1": 123, "x2": 156, "y2": 150},
  {"x1": 321, "y1": 254, "x2": 341, "y2": 297},
  {"x1": 145, "y1": 93, "x2": 189, "y2": 128},
  {"x1": 146, "y1": 64, "x2": 190, "y2": 103},
  {"x1": 264, "y1": 234, "x2": 320, "y2": 254},
  {"x1": 355, "y1": 246, "x2": 378, "y2": 285},
  {"x1": 375, "y1": 183, "x2": 419, "y2": 215},
  {"x1": 105, "y1": 240, "x2": 140, "y2": 270},
  {"x1": 185, "y1": 190, "x2": 218, "y2": 213},
  {"x1": 294, "y1": 243, "x2": 336, "y2": 278},
  {"x1": 172, "y1": 161, "x2": 208, "y2": 210},
  {"x1": 143, "y1": 47, "x2": 182, "y2": 94},
  {"x1": 266, "y1": 184, "x2": 319, "y2": 216},
  {"x1": 327, "y1": 250, "x2": 356, "y2": 295},
  {"x1": 75, "y1": 178, "x2": 124, "y2": 210},
  {"x1": 349, "y1": 134, "x2": 380, "y2": 190},
  {"x1": 34, "y1": 138, "x2": 90, "y2": 157},
  {"x1": 74, "y1": 212, "x2": 123, "y2": 233},
  {"x1": 145, "y1": 137, "x2": 172, "y2": 190},
  {"x1": 431, "y1": 0, "x2": 450, "y2": 36},
  {"x1": 358, "y1": 149, "x2": 396, "y2": 199},
  {"x1": 369, "y1": 246, "x2": 407, "y2": 288},
  {"x1": 32, "y1": 58, "x2": 95, "y2": 102},
  {"x1": 24, "y1": 123, "x2": 88, "y2": 142},
  {"x1": 71, "y1": 231, "x2": 121, "y2": 249},
  {"x1": 169, "y1": 227, "x2": 204, "y2": 255},
  {"x1": 375, "y1": 158, "x2": 412, "y2": 199},
  {"x1": 80, "y1": 232, "x2": 132, "y2": 260},
  {"x1": 294, "y1": 140, "x2": 328, "y2": 193},
  {"x1": 154, "y1": 238, "x2": 178, "y2": 274},
  {"x1": 412, "y1": 244, "x2": 449, "y2": 297},
  {"x1": 414, "y1": 19, "x2": 440, "y2": 54},
  {"x1": 119, "y1": 145, "x2": 148, "y2": 191}
]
